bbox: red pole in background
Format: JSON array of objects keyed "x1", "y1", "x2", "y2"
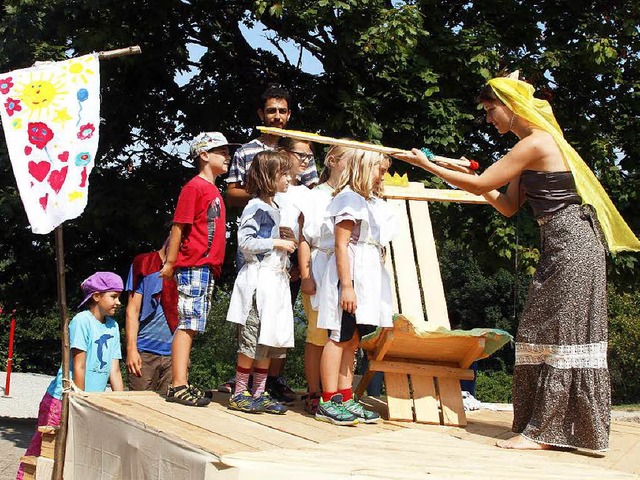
[{"x1": 4, "y1": 309, "x2": 16, "y2": 396}]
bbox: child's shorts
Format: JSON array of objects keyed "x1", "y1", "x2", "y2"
[
  {"x1": 329, "y1": 310, "x2": 377, "y2": 343},
  {"x1": 176, "y1": 266, "x2": 215, "y2": 333},
  {"x1": 302, "y1": 293, "x2": 328, "y2": 347},
  {"x1": 237, "y1": 298, "x2": 287, "y2": 361}
]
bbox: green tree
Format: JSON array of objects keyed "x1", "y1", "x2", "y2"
[{"x1": 0, "y1": 0, "x2": 638, "y2": 401}]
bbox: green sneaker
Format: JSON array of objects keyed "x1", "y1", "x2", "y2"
[
  {"x1": 229, "y1": 391, "x2": 259, "y2": 413},
  {"x1": 344, "y1": 398, "x2": 380, "y2": 424},
  {"x1": 315, "y1": 394, "x2": 358, "y2": 426}
]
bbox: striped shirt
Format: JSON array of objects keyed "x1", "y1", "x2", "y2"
[{"x1": 226, "y1": 138, "x2": 319, "y2": 187}]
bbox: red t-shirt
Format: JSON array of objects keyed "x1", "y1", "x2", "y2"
[{"x1": 173, "y1": 176, "x2": 226, "y2": 277}]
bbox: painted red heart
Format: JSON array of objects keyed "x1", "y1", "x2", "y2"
[
  {"x1": 24, "y1": 146, "x2": 32, "y2": 155},
  {"x1": 39, "y1": 194, "x2": 49, "y2": 210},
  {"x1": 28, "y1": 161, "x2": 51, "y2": 182},
  {"x1": 57, "y1": 151, "x2": 69, "y2": 162},
  {"x1": 48, "y1": 166, "x2": 68, "y2": 194}
]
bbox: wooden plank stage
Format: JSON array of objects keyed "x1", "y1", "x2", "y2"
[{"x1": 68, "y1": 391, "x2": 640, "y2": 479}]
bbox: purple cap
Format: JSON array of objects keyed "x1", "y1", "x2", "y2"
[{"x1": 78, "y1": 272, "x2": 124, "y2": 308}]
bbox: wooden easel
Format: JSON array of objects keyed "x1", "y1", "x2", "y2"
[{"x1": 356, "y1": 182, "x2": 504, "y2": 427}]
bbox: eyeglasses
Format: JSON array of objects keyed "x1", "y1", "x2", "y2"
[{"x1": 291, "y1": 151, "x2": 314, "y2": 163}]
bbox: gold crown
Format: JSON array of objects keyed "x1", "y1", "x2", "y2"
[{"x1": 383, "y1": 172, "x2": 409, "y2": 186}]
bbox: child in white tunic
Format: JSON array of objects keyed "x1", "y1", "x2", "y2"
[
  {"x1": 226, "y1": 151, "x2": 296, "y2": 415},
  {"x1": 297, "y1": 145, "x2": 351, "y2": 414},
  {"x1": 316, "y1": 149, "x2": 396, "y2": 425},
  {"x1": 259, "y1": 138, "x2": 315, "y2": 405}
]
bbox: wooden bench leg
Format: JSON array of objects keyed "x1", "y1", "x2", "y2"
[
  {"x1": 438, "y1": 377, "x2": 467, "y2": 426},
  {"x1": 354, "y1": 370, "x2": 375, "y2": 398},
  {"x1": 410, "y1": 375, "x2": 441, "y2": 424},
  {"x1": 384, "y1": 372, "x2": 413, "y2": 421}
]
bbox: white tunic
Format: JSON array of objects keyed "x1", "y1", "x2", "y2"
[
  {"x1": 275, "y1": 184, "x2": 313, "y2": 241},
  {"x1": 300, "y1": 183, "x2": 335, "y2": 310},
  {"x1": 226, "y1": 198, "x2": 294, "y2": 348},
  {"x1": 316, "y1": 188, "x2": 397, "y2": 331}
]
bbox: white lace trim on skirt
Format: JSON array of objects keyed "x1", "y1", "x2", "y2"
[{"x1": 515, "y1": 341, "x2": 608, "y2": 369}]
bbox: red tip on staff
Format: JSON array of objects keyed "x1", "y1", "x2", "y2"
[{"x1": 4, "y1": 309, "x2": 16, "y2": 397}]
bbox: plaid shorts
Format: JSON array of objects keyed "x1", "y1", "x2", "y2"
[{"x1": 176, "y1": 266, "x2": 215, "y2": 333}]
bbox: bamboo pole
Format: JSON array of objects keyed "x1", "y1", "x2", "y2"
[
  {"x1": 52, "y1": 44, "x2": 141, "y2": 480},
  {"x1": 256, "y1": 126, "x2": 480, "y2": 170},
  {"x1": 97, "y1": 45, "x2": 142, "y2": 59}
]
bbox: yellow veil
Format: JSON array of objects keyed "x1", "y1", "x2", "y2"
[{"x1": 488, "y1": 76, "x2": 640, "y2": 253}]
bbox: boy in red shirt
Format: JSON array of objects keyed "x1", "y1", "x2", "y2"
[{"x1": 160, "y1": 132, "x2": 232, "y2": 406}]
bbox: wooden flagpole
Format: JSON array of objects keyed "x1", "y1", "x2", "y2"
[{"x1": 52, "y1": 45, "x2": 141, "y2": 480}]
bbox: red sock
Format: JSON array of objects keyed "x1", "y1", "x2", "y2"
[
  {"x1": 339, "y1": 388, "x2": 353, "y2": 402},
  {"x1": 234, "y1": 366, "x2": 251, "y2": 396},
  {"x1": 252, "y1": 367, "x2": 269, "y2": 398},
  {"x1": 322, "y1": 391, "x2": 337, "y2": 402}
]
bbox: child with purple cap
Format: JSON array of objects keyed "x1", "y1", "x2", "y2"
[{"x1": 16, "y1": 271, "x2": 124, "y2": 480}]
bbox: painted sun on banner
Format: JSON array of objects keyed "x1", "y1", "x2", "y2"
[{"x1": 0, "y1": 54, "x2": 100, "y2": 234}]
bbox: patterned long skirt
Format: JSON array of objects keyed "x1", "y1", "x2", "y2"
[{"x1": 513, "y1": 204, "x2": 610, "y2": 451}]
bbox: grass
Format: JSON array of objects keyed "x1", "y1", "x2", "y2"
[{"x1": 612, "y1": 404, "x2": 640, "y2": 411}]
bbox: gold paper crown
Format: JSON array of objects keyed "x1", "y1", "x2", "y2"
[{"x1": 383, "y1": 172, "x2": 409, "y2": 186}]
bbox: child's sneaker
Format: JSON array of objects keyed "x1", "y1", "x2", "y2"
[
  {"x1": 343, "y1": 398, "x2": 381, "y2": 424},
  {"x1": 315, "y1": 394, "x2": 358, "y2": 426},
  {"x1": 267, "y1": 376, "x2": 296, "y2": 405},
  {"x1": 304, "y1": 393, "x2": 321, "y2": 415},
  {"x1": 166, "y1": 384, "x2": 211, "y2": 407},
  {"x1": 252, "y1": 391, "x2": 288, "y2": 415},
  {"x1": 229, "y1": 391, "x2": 259, "y2": 413}
]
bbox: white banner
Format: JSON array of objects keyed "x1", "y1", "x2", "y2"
[{"x1": 0, "y1": 54, "x2": 100, "y2": 234}]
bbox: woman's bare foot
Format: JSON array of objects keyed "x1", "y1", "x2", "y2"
[{"x1": 496, "y1": 435, "x2": 553, "y2": 450}]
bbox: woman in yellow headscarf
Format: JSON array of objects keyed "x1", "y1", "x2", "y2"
[{"x1": 395, "y1": 72, "x2": 639, "y2": 452}]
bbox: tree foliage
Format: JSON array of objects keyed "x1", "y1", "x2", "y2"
[{"x1": 0, "y1": 0, "x2": 638, "y2": 400}]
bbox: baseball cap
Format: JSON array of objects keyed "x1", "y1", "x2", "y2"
[
  {"x1": 78, "y1": 272, "x2": 124, "y2": 308},
  {"x1": 189, "y1": 132, "x2": 239, "y2": 159}
]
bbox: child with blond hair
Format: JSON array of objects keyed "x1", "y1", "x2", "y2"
[
  {"x1": 297, "y1": 144, "x2": 351, "y2": 414},
  {"x1": 315, "y1": 149, "x2": 395, "y2": 425}
]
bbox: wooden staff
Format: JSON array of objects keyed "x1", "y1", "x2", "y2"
[
  {"x1": 52, "y1": 44, "x2": 141, "y2": 480},
  {"x1": 257, "y1": 126, "x2": 480, "y2": 171}
]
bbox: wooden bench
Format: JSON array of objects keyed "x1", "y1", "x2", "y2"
[{"x1": 356, "y1": 181, "x2": 511, "y2": 426}]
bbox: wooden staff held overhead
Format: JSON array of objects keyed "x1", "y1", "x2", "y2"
[{"x1": 257, "y1": 126, "x2": 479, "y2": 171}]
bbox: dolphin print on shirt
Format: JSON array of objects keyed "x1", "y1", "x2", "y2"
[{"x1": 94, "y1": 333, "x2": 114, "y2": 369}]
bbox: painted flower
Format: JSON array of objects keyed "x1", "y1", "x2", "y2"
[
  {"x1": 75, "y1": 152, "x2": 92, "y2": 167},
  {"x1": 0, "y1": 77, "x2": 13, "y2": 94},
  {"x1": 77, "y1": 123, "x2": 95, "y2": 140},
  {"x1": 11, "y1": 118, "x2": 22, "y2": 130},
  {"x1": 4, "y1": 97, "x2": 22, "y2": 117},
  {"x1": 27, "y1": 122, "x2": 54, "y2": 150}
]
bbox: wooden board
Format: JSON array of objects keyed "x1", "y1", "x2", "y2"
[
  {"x1": 384, "y1": 183, "x2": 489, "y2": 204},
  {"x1": 383, "y1": 331, "x2": 489, "y2": 364},
  {"x1": 410, "y1": 375, "x2": 441, "y2": 424},
  {"x1": 438, "y1": 377, "x2": 467, "y2": 426},
  {"x1": 408, "y1": 199, "x2": 450, "y2": 329},
  {"x1": 220, "y1": 426, "x2": 638, "y2": 480},
  {"x1": 384, "y1": 372, "x2": 414, "y2": 422},
  {"x1": 387, "y1": 199, "x2": 424, "y2": 322},
  {"x1": 67, "y1": 392, "x2": 640, "y2": 479}
]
